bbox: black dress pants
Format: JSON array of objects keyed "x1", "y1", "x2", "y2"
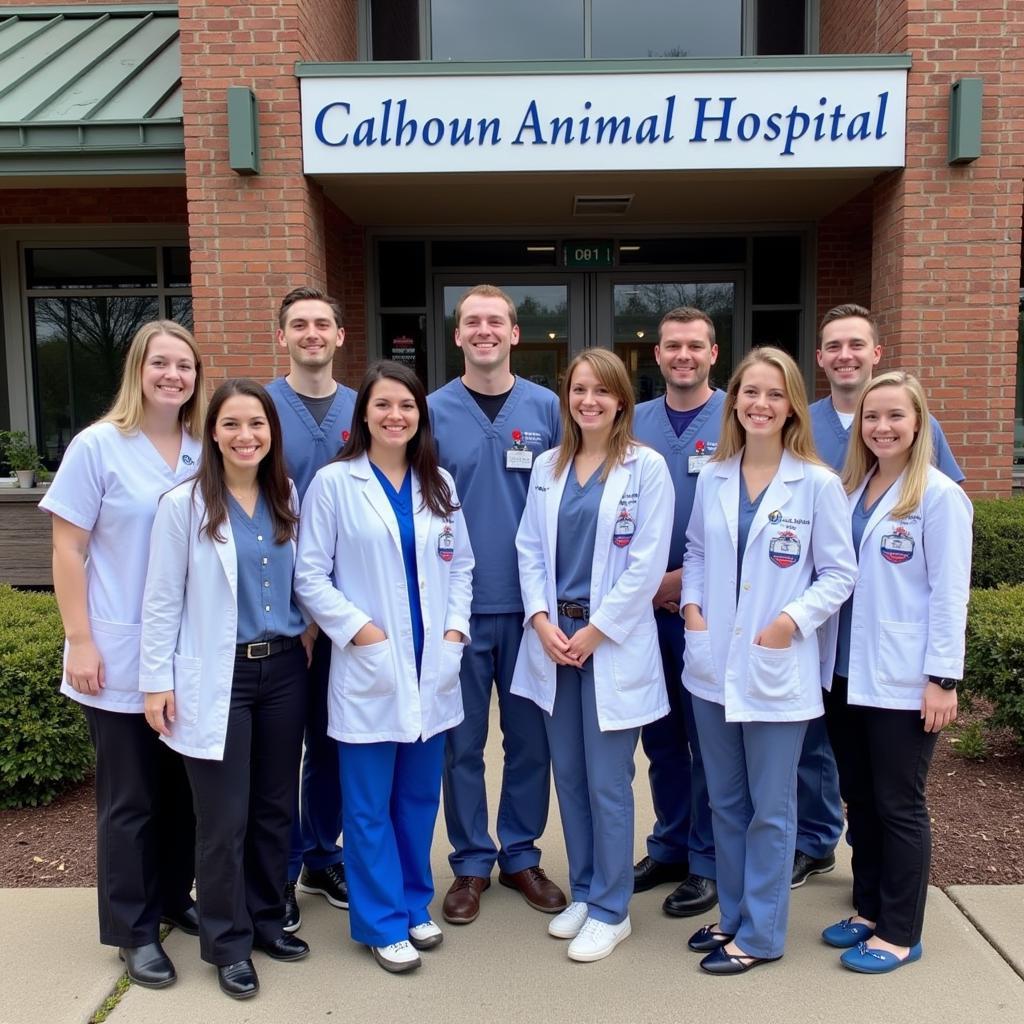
[
  {"x1": 183, "y1": 644, "x2": 306, "y2": 966},
  {"x1": 824, "y1": 674, "x2": 938, "y2": 946},
  {"x1": 82, "y1": 705, "x2": 196, "y2": 948}
]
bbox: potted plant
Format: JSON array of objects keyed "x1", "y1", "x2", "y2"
[{"x1": 0, "y1": 430, "x2": 43, "y2": 488}]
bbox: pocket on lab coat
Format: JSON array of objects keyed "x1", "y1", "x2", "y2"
[
  {"x1": 171, "y1": 653, "x2": 202, "y2": 725},
  {"x1": 342, "y1": 639, "x2": 396, "y2": 699},
  {"x1": 437, "y1": 639, "x2": 465, "y2": 696},
  {"x1": 611, "y1": 620, "x2": 659, "y2": 692},
  {"x1": 745, "y1": 643, "x2": 801, "y2": 701},
  {"x1": 877, "y1": 620, "x2": 927, "y2": 687},
  {"x1": 683, "y1": 628, "x2": 716, "y2": 686}
]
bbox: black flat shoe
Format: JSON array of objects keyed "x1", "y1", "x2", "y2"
[
  {"x1": 687, "y1": 925, "x2": 736, "y2": 952},
  {"x1": 664, "y1": 876, "x2": 719, "y2": 918},
  {"x1": 254, "y1": 933, "x2": 310, "y2": 961},
  {"x1": 699, "y1": 945, "x2": 780, "y2": 975},
  {"x1": 161, "y1": 904, "x2": 200, "y2": 936},
  {"x1": 119, "y1": 942, "x2": 176, "y2": 988},
  {"x1": 218, "y1": 959, "x2": 259, "y2": 999}
]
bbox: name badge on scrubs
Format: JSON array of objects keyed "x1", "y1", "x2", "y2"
[
  {"x1": 505, "y1": 429, "x2": 534, "y2": 472},
  {"x1": 438, "y1": 524, "x2": 455, "y2": 562},
  {"x1": 688, "y1": 439, "x2": 710, "y2": 475}
]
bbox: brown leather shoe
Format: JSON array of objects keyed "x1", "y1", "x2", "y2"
[
  {"x1": 498, "y1": 866, "x2": 568, "y2": 913},
  {"x1": 442, "y1": 876, "x2": 490, "y2": 924}
]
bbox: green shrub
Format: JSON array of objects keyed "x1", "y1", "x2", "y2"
[
  {"x1": 964, "y1": 585, "x2": 1024, "y2": 747},
  {"x1": 0, "y1": 585, "x2": 93, "y2": 807},
  {"x1": 949, "y1": 719, "x2": 989, "y2": 761},
  {"x1": 971, "y1": 498, "x2": 1024, "y2": 589}
]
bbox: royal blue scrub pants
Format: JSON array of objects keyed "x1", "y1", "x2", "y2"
[
  {"x1": 443, "y1": 612, "x2": 551, "y2": 877},
  {"x1": 288, "y1": 629, "x2": 344, "y2": 881},
  {"x1": 639, "y1": 609, "x2": 715, "y2": 877},
  {"x1": 545, "y1": 616, "x2": 640, "y2": 926},
  {"x1": 339, "y1": 734, "x2": 445, "y2": 946},
  {"x1": 691, "y1": 696, "x2": 807, "y2": 959}
]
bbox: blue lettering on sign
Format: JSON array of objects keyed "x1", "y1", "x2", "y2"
[{"x1": 311, "y1": 91, "x2": 890, "y2": 158}]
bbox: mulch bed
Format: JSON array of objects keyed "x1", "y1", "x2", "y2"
[{"x1": 2, "y1": 704, "x2": 1022, "y2": 889}]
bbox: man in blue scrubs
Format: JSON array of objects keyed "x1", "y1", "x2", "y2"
[
  {"x1": 429, "y1": 284, "x2": 567, "y2": 924},
  {"x1": 795, "y1": 302, "x2": 965, "y2": 888},
  {"x1": 267, "y1": 287, "x2": 357, "y2": 930},
  {"x1": 632, "y1": 307, "x2": 722, "y2": 917}
]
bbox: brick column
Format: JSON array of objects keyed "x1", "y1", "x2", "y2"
[{"x1": 178, "y1": 0, "x2": 362, "y2": 384}]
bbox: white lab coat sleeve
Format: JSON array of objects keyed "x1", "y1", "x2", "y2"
[
  {"x1": 781, "y1": 473, "x2": 857, "y2": 637},
  {"x1": 922, "y1": 482, "x2": 973, "y2": 678},
  {"x1": 680, "y1": 470, "x2": 708, "y2": 611},
  {"x1": 139, "y1": 491, "x2": 190, "y2": 693},
  {"x1": 294, "y1": 472, "x2": 372, "y2": 647},
  {"x1": 515, "y1": 460, "x2": 549, "y2": 627},
  {"x1": 444, "y1": 498, "x2": 475, "y2": 642},
  {"x1": 590, "y1": 454, "x2": 674, "y2": 645}
]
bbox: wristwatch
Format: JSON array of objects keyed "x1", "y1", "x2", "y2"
[{"x1": 928, "y1": 675, "x2": 957, "y2": 691}]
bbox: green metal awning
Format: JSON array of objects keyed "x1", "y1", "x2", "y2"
[{"x1": 0, "y1": 5, "x2": 183, "y2": 175}]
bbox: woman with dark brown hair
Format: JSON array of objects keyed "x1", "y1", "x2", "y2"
[{"x1": 140, "y1": 378, "x2": 313, "y2": 1000}]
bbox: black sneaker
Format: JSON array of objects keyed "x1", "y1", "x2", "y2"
[
  {"x1": 298, "y1": 862, "x2": 349, "y2": 909},
  {"x1": 283, "y1": 881, "x2": 301, "y2": 933},
  {"x1": 791, "y1": 850, "x2": 836, "y2": 889}
]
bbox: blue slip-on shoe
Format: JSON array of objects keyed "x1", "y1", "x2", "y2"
[
  {"x1": 822, "y1": 917, "x2": 875, "y2": 948},
  {"x1": 840, "y1": 941, "x2": 922, "y2": 974}
]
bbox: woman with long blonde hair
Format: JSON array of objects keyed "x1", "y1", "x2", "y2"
[
  {"x1": 40, "y1": 319, "x2": 206, "y2": 988},
  {"x1": 821, "y1": 372, "x2": 972, "y2": 973},
  {"x1": 681, "y1": 346, "x2": 855, "y2": 974},
  {"x1": 511, "y1": 349, "x2": 673, "y2": 962}
]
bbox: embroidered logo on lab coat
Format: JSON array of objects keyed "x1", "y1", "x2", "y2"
[
  {"x1": 881, "y1": 525, "x2": 915, "y2": 564},
  {"x1": 769, "y1": 529, "x2": 801, "y2": 568},
  {"x1": 438, "y1": 523, "x2": 455, "y2": 562},
  {"x1": 181, "y1": 453, "x2": 195, "y2": 466},
  {"x1": 612, "y1": 507, "x2": 636, "y2": 548},
  {"x1": 768, "y1": 509, "x2": 782, "y2": 524}
]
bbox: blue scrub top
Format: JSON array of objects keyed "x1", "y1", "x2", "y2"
[
  {"x1": 228, "y1": 492, "x2": 305, "y2": 644},
  {"x1": 835, "y1": 482, "x2": 892, "y2": 677},
  {"x1": 371, "y1": 464, "x2": 425, "y2": 675},
  {"x1": 555, "y1": 464, "x2": 605, "y2": 604},
  {"x1": 736, "y1": 482, "x2": 767, "y2": 597}
]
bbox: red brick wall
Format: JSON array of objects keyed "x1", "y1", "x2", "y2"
[
  {"x1": 323, "y1": 198, "x2": 368, "y2": 387},
  {"x1": 0, "y1": 188, "x2": 187, "y2": 225},
  {"x1": 178, "y1": 0, "x2": 359, "y2": 384},
  {"x1": 819, "y1": 0, "x2": 1022, "y2": 496}
]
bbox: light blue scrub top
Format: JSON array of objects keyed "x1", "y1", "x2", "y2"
[
  {"x1": 555, "y1": 465, "x2": 605, "y2": 605},
  {"x1": 736, "y1": 483, "x2": 767, "y2": 598},
  {"x1": 228, "y1": 492, "x2": 304, "y2": 644}
]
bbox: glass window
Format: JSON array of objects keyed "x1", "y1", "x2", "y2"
[
  {"x1": 432, "y1": 240, "x2": 558, "y2": 268},
  {"x1": 752, "y1": 236, "x2": 802, "y2": 305},
  {"x1": 31, "y1": 296, "x2": 160, "y2": 462},
  {"x1": 592, "y1": 0, "x2": 741, "y2": 59},
  {"x1": 379, "y1": 241, "x2": 426, "y2": 307},
  {"x1": 371, "y1": 0, "x2": 420, "y2": 59},
  {"x1": 751, "y1": 309, "x2": 801, "y2": 361},
  {"x1": 430, "y1": 0, "x2": 584, "y2": 61},
  {"x1": 757, "y1": 0, "x2": 806, "y2": 56},
  {"x1": 163, "y1": 247, "x2": 191, "y2": 289},
  {"x1": 26, "y1": 247, "x2": 158, "y2": 290},
  {"x1": 167, "y1": 295, "x2": 194, "y2": 331},
  {"x1": 381, "y1": 313, "x2": 428, "y2": 385},
  {"x1": 618, "y1": 237, "x2": 746, "y2": 266}
]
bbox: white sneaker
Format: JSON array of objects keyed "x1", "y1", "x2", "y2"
[
  {"x1": 408, "y1": 920, "x2": 443, "y2": 950},
  {"x1": 369, "y1": 940, "x2": 421, "y2": 973},
  {"x1": 548, "y1": 901, "x2": 589, "y2": 939},
  {"x1": 567, "y1": 916, "x2": 632, "y2": 962}
]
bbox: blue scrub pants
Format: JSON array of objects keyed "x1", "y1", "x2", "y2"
[
  {"x1": 288, "y1": 630, "x2": 344, "y2": 881},
  {"x1": 443, "y1": 612, "x2": 551, "y2": 877},
  {"x1": 546, "y1": 616, "x2": 640, "y2": 926},
  {"x1": 639, "y1": 609, "x2": 716, "y2": 878},
  {"x1": 795, "y1": 715, "x2": 845, "y2": 859},
  {"x1": 338, "y1": 734, "x2": 445, "y2": 946},
  {"x1": 691, "y1": 696, "x2": 808, "y2": 959}
]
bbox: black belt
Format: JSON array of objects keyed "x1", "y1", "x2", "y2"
[
  {"x1": 235, "y1": 635, "x2": 302, "y2": 660},
  {"x1": 556, "y1": 601, "x2": 590, "y2": 621}
]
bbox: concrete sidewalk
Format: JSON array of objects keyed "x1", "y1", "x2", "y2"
[{"x1": 4, "y1": 719, "x2": 1022, "y2": 1024}]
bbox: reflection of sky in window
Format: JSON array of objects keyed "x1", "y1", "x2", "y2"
[
  {"x1": 592, "y1": 0, "x2": 740, "y2": 58},
  {"x1": 432, "y1": 0, "x2": 584, "y2": 60}
]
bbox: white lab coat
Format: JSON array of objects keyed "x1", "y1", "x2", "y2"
[
  {"x1": 138, "y1": 480, "x2": 301, "y2": 760},
  {"x1": 835, "y1": 466, "x2": 973, "y2": 710},
  {"x1": 681, "y1": 449, "x2": 857, "y2": 723},
  {"x1": 510, "y1": 445, "x2": 674, "y2": 731},
  {"x1": 293, "y1": 454, "x2": 474, "y2": 744}
]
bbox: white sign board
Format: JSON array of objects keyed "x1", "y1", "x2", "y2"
[{"x1": 301, "y1": 68, "x2": 906, "y2": 174}]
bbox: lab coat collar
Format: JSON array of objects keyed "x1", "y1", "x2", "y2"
[{"x1": 848, "y1": 465, "x2": 909, "y2": 554}]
